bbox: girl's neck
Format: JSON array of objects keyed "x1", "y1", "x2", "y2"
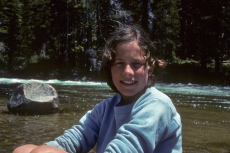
[{"x1": 119, "y1": 87, "x2": 147, "y2": 106}]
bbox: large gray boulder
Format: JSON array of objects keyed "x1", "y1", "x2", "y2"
[{"x1": 7, "y1": 82, "x2": 59, "y2": 115}]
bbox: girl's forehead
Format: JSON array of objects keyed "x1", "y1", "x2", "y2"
[
  {"x1": 113, "y1": 45, "x2": 146, "y2": 62},
  {"x1": 114, "y1": 42, "x2": 145, "y2": 56},
  {"x1": 115, "y1": 41, "x2": 137, "y2": 47}
]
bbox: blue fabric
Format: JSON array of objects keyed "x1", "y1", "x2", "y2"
[{"x1": 45, "y1": 87, "x2": 182, "y2": 153}]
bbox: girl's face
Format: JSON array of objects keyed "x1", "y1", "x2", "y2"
[{"x1": 111, "y1": 41, "x2": 152, "y2": 105}]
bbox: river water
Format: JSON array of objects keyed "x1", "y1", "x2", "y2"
[{"x1": 0, "y1": 78, "x2": 230, "y2": 153}]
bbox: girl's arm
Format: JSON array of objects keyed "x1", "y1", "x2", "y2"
[
  {"x1": 44, "y1": 100, "x2": 107, "y2": 153},
  {"x1": 12, "y1": 144, "x2": 67, "y2": 153}
]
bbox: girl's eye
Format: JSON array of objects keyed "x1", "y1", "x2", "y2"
[
  {"x1": 133, "y1": 63, "x2": 144, "y2": 68},
  {"x1": 114, "y1": 62, "x2": 123, "y2": 66}
]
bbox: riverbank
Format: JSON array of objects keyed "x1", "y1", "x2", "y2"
[
  {"x1": 162, "y1": 63, "x2": 230, "y2": 86},
  {"x1": 1, "y1": 63, "x2": 229, "y2": 86}
]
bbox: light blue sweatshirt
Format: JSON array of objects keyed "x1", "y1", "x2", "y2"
[{"x1": 45, "y1": 87, "x2": 182, "y2": 153}]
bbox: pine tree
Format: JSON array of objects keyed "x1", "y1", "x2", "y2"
[
  {"x1": 2, "y1": 0, "x2": 21, "y2": 70},
  {"x1": 150, "y1": 0, "x2": 181, "y2": 61}
]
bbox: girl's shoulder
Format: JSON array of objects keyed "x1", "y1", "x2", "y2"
[
  {"x1": 144, "y1": 87, "x2": 171, "y2": 103},
  {"x1": 134, "y1": 87, "x2": 177, "y2": 115}
]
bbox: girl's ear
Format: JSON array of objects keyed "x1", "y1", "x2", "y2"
[
  {"x1": 148, "y1": 66, "x2": 154, "y2": 76},
  {"x1": 148, "y1": 60, "x2": 155, "y2": 76}
]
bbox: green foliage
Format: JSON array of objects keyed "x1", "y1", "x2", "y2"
[
  {"x1": 150, "y1": 0, "x2": 181, "y2": 62},
  {"x1": 179, "y1": 0, "x2": 230, "y2": 71},
  {"x1": 0, "y1": 0, "x2": 229, "y2": 79},
  {"x1": 0, "y1": 42, "x2": 8, "y2": 68}
]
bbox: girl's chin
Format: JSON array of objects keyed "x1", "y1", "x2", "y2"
[
  {"x1": 120, "y1": 90, "x2": 136, "y2": 96},
  {"x1": 121, "y1": 91, "x2": 141, "y2": 99},
  {"x1": 120, "y1": 88, "x2": 147, "y2": 98}
]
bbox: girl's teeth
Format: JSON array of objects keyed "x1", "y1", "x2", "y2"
[{"x1": 123, "y1": 81, "x2": 134, "y2": 84}]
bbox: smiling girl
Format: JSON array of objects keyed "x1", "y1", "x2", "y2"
[{"x1": 13, "y1": 25, "x2": 182, "y2": 153}]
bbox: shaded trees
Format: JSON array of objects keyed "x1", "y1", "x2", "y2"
[
  {"x1": 1, "y1": 0, "x2": 21, "y2": 70},
  {"x1": 0, "y1": 0, "x2": 229, "y2": 80},
  {"x1": 151, "y1": 0, "x2": 181, "y2": 61},
  {"x1": 179, "y1": 0, "x2": 230, "y2": 72}
]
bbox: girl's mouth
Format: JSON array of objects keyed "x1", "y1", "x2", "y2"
[{"x1": 121, "y1": 81, "x2": 136, "y2": 85}]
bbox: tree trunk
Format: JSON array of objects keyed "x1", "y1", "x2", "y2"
[
  {"x1": 215, "y1": 54, "x2": 220, "y2": 73},
  {"x1": 141, "y1": 0, "x2": 149, "y2": 32},
  {"x1": 200, "y1": 51, "x2": 207, "y2": 70}
]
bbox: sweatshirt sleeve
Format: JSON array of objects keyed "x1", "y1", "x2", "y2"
[
  {"x1": 45, "y1": 101, "x2": 105, "y2": 153},
  {"x1": 104, "y1": 91, "x2": 182, "y2": 153}
]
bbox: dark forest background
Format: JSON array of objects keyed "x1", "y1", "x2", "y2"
[{"x1": 0, "y1": 0, "x2": 229, "y2": 85}]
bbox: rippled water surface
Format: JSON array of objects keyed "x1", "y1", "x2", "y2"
[{"x1": 0, "y1": 78, "x2": 230, "y2": 153}]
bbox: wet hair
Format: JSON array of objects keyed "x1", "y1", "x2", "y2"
[{"x1": 101, "y1": 25, "x2": 166, "y2": 93}]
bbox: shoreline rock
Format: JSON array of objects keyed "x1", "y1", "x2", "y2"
[{"x1": 7, "y1": 82, "x2": 59, "y2": 115}]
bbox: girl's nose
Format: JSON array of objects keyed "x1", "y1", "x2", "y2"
[{"x1": 123, "y1": 64, "x2": 134, "y2": 77}]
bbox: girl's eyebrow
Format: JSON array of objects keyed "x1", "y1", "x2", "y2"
[
  {"x1": 114, "y1": 57, "x2": 145, "y2": 62},
  {"x1": 114, "y1": 57, "x2": 123, "y2": 61}
]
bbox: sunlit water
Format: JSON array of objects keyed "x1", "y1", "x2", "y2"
[{"x1": 0, "y1": 78, "x2": 230, "y2": 153}]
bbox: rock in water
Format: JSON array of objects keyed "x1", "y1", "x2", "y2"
[{"x1": 7, "y1": 82, "x2": 59, "y2": 115}]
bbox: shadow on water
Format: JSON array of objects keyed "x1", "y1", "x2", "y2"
[{"x1": 0, "y1": 78, "x2": 230, "y2": 153}]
